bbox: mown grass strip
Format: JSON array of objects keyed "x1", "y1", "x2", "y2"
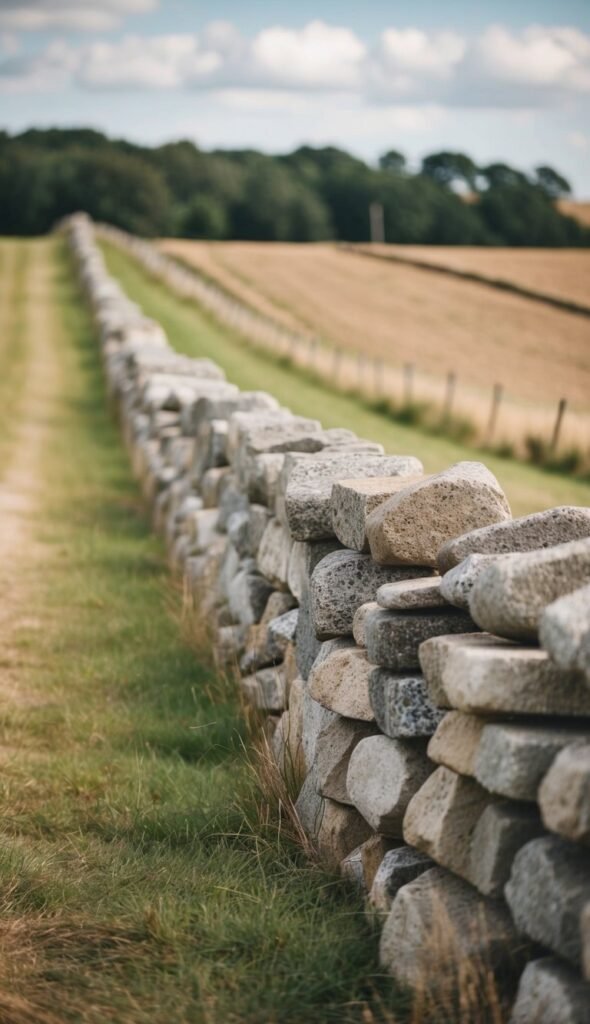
[
  {"x1": 0, "y1": 241, "x2": 30, "y2": 476},
  {"x1": 101, "y1": 239, "x2": 590, "y2": 518},
  {"x1": 0, "y1": 238, "x2": 409, "y2": 1024}
]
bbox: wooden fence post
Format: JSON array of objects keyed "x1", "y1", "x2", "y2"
[
  {"x1": 486, "y1": 383, "x2": 503, "y2": 445},
  {"x1": 550, "y1": 398, "x2": 567, "y2": 453}
]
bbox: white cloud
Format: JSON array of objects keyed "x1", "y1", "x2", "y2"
[
  {"x1": 473, "y1": 24, "x2": 590, "y2": 90},
  {"x1": 78, "y1": 35, "x2": 220, "y2": 89},
  {"x1": 250, "y1": 20, "x2": 365, "y2": 89},
  {"x1": 568, "y1": 130, "x2": 589, "y2": 150},
  {"x1": 0, "y1": 0, "x2": 157, "y2": 32}
]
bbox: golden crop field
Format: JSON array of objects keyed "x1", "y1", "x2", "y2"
[
  {"x1": 558, "y1": 200, "x2": 590, "y2": 229},
  {"x1": 160, "y1": 239, "x2": 590, "y2": 454}
]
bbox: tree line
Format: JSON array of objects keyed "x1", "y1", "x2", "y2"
[{"x1": 1, "y1": 128, "x2": 587, "y2": 246}]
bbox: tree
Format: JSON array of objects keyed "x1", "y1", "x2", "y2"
[
  {"x1": 379, "y1": 150, "x2": 407, "y2": 174},
  {"x1": 421, "y1": 151, "x2": 478, "y2": 192},
  {"x1": 480, "y1": 162, "x2": 529, "y2": 190},
  {"x1": 534, "y1": 165, "x2": 572, "y2": 200}
]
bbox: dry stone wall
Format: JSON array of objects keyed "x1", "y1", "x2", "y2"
[{"x1": 65, "y1": 213, "x2": 590, "y2": 1022}]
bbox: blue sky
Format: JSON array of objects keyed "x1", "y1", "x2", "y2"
[{"x1": 1, "y1": 1, "x2": 589, "y2": 194}]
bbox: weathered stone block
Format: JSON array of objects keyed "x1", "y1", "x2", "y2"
[
  {"x1": 369, "y1": 846, "x2": 432, "y2": 915},
  {"x1": 475, "y1": 723, "x2": 590, "y2": 801},
  {"x1": 469, "y1": 800, "x2": 545, "y2": 898},
  {"x1": 376, "y1": 576, "x2": 447, "y2": 610},
  {"x1": 309, "y1": 643, "x2": 374, "y2": 721},
  {"x1": 427, "y1": 711, "x2": 486, "y2": 776},
  {"x1": 365, "y1": 607, "x2": 477, "y2": 671},
  {"x1": 241, "y1": 666, "x2": 286, "y2": 713},
  {"x1": 331, "y1": 474, "x2": 423, "y2": 551},
  {"x1": 313, "y1": 715, "x2": 377, "y2": 803},
  {"x1": 439, "y1": 553, "x2": 497, "y2": 609},
  {"x1": 418, "y1": 632, "x2": 503, "y2": 708},
  {"x1": 540, "y1": 582, "x2": 590, "y2": 680},
  {"x1": 510, "y1": 957, "x2": 590, "y2": 1024},
  {"x1": 228, "y1": 567, "x2": 275, "y2": 626},
  {"x1": 352, "y1": 601, "x2": 379, "y2": 647},
  {"x1": 369, "y1": 669, "x2": 445, "y2": 737},
  {"x1": 316, "y1": 799, "x2": 374, "y2": 870},
  {"x1": 347, "y1": 735, "x2": 433, "y2": 836},
  {"x1": 539, "y1": 743, "x2": 590, "y2": 845},
  {"x1": 256, "y1": 518, "x2": 292, "y2": 591},
  {"x1": 287, "y1": 538, "x2": 342, "y2": 603}
]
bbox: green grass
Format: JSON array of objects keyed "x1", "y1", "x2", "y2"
[
  {"x1": 0, "y1": 241, "x2": 30, "y2": 475},
  {"x1": 0, "y1": 237, "x2": 409, "y2": 1023},
  {"x1": 101, "y1": 240, "x2": 590, "y2": 518}
]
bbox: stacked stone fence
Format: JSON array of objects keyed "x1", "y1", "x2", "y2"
[{"x1": 64, "y1": 213, "x2": 590, "y2": 1023}]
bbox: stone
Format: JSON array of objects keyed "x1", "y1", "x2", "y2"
[
  {"x1": 256, "y1": 518, "x2": 293, "y2": 591},
  {"x1": 313, "y1": 715, "x2": 377, "y2": 803},
  {"x1": 228, "y1": 567, "x2": 275, "y2": 626},
  {"x1": 227, "y1": 410, "x2": 321, "y2": 462},
  {"x1": 308, "y1": 644, "x2": 375, "y2": 721},
  {"x1": 469, "y1": 538, "x2": 590, "y2": 641},
  {"x1": 246, "y1": 453, "x2": 286, "y2": 505},
  {"x1": 582, "y1": 903, "x2": 590, "y2": 981},
  {"x1": 438, "y1": 505, "x2": 590, "y2": 573},
  {"x1": 281, "y1": 451, "x2": 421, "y2": 542},
  {"x1": 295, "y1": 587, "x2": 323, "y2": 682},
  {"x1": 376, "y1": 576, "x2": 447, "y2": 611},
  {"x1": 369, "y1": 846, "x2": 433, "y2": 915},
  {"x1": 380, "y1": 867, "x2": 522, "y2": 991},
  {"x1": 300, "y1": 687, "x2": 340, "y2": 774},
  {"x1": 294, "y1": 769, "x2": 324, "y2": 836},
  {"x1": 510, "y1": 957, "x2": 590, "y2": 1024},
  {"x1": 439, "y1": 553, "x2": 497, "y2": 610},
  {"x1": 192, "y1": 389, "x2": 279, "y2": 429},
  {"x1": 346, "y1": 735, "x2": 433, "y2": 836},
  {"x1": 539, "y1": 743, "x2": 590, "y2": 844},
  {"x1": 284, "y1": 677, "x2": 305, "y2": 778},
  {"x1": 369, "y1": 669, "x2": 445, "y2": 737},
  {"x1": 365, "y1": 607, "x2": 477, "y2": 671},
  {"x1": 440, "y1": 640, "x2": 590, "y2": 716},
  {"x1": 427, "y1": 712, "x2": 486, "y2": 776},
  {"x1": 201, "y1": 466, "x2": 229, "y2": 508},
  {"x1": 418, "y1": 632, "x2": 505, "y2": 708},
  {"x1": 540, "y1": 583, "x2": 590, "y2": 679},
  {"x1": 310, "y1": 551, "x2": 434, "y2": 640},
  {"x1": 352, "y1": 601, "x2": 379, "y2": 647},
  {"x1": 186, "y1": 508, "x2": 219, "y2": 553},
  {"x1": 474, "y1": 723, "x2": 590, "y2": 801},
  {"x1": 404, "y1": 767, "x2": 493, "y2": 879},
  {"x1": 468, "y1": 801, "x2": 545, "y2": 898},
  {"x1": 360, "y1": 835, "x2": 397, "y2": 893},
  {"x1": 287, "y1": 539, "x2": 342, "y2": 603},
  {"x1": 367, "y1": 461, "x2": 511, "y2": 567},
  {"x1": 241, "y1": 666, "x2": 286, "y2": 713},
  {"x1": 331, "y1": 474, "x2": 424, "y2": 551},
  {"x1": 505, "y1": 835, "x2": 590, "y2": 967},
  {"x1": 340, "y1": 846, "x2": 365, "y2": 890},
  {"x1": 316, "y1": 799, "x2": 374, "y2": 871}
]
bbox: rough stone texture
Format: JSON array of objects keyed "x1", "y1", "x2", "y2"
[
  {"x1": 403, "y1": 766, "x2": 493, "y2": 879},
  {"x1": 340, "y1": 845, "x2": 365, "y2": 890},
  {"x1": 538, "y1": 743, "x2": 590, "y2": 844},
  {"x1": 439, "y1": 553, "x2": 497, "y2": 610},
  {"x1": 360, "y1": 835, "x2": 398, "y2": 893},
  {"x1": 438, "y1": 505, "x2": 590, "y2": 573},
  {"x1": 287, "y1": 539, "x2": 342, "y2": 603},
  {"x1": 540, "y1": 582, "x2": 590, "y2": 679},
  {"x1": 510, "y1": 957, "x2": 590, "y2": 1024},
  {"x1": 427, "y1": 711, "x2": 486, "y2": 777},
  {"x1": 369, "y1": 846, "x2": 433, "y2": 915},
  {"x1": 228, "y1": 411, "x2": 322, "y2": 461},
  {"x1": 582, "y1": 903, "x2": 590, "y2": 981},
  {"x1": 241, "y1": 666, "x2": 286, "y2": 712},
  {"x1": 281, "y1": 452, "x2": 421, "y2": 541},
  {"x1": 469, "y1": 538, "x2": 590, "y2": 641},
  {"x1": 440, "y1": 640, "x2": 590, "y2": 716},
  {"x1": 346, "y1": 735, "x2": 433, "y2": 836},
  {"x1": 419, "y1": 632, "x2": 504, "y2": 708},
  {"x1": 309, "y1": 644, "x2": 375, "y2": 722},
  {"x1": 300, "y1": 689, "x2": 339, "y2": 774},
  {"x1": 367, "y1": 461, "x2": 511, "y2": 567},
  {"x1": 228, "y1": 567, "x2": 275, "y2": 627},
  {"x1": 376, "y1": 576, "x2": 447, "y2": 611},
  {"x1": 310, "y1": 550, "x2": 434, "y2": 639},
  {"x1": 380, "y1": 867, "x2": 522, "y2": 990},
  {"x1": 294, "y1": 769, "x2": 324, "y2": 836},
  {"x1": 474, "y1": 723, "x2": 590, "y2": 801},
  {"x1": 468, "y1": 801, "x2": 545, "y2": 898},
  {"x1": 506, "y1": 835, "x2": 590, "y2": 967},
  {"x1": 246, "y1": 453, "x2": 285, "y2": 505},
  {"x1": 331, "y1": 474, "x2": 423, "y2": 551},
  {"x1": 352, "y1": 601, "x2": 379, "y2": 647},
  {"x1": 201, "y1": 466, "x2": 230, "y2": 508},
  {"x1": 365, "y1": 608, "x2": 477, "y2": 671},
  {"x1": 316, "y1": 799, "x2": 374, "y2": 870},
  {"x1": 256, "y1": 518, "x2": 293, "y2": 591},
  {"x1": 313, "y1": 715, "x2": 377, "y2": 803},
  {"x1": 369, "y1": 669, "x2": 445, "y2": 737}
]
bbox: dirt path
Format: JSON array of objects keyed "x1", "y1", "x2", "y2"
[{"x1": 0, "y1": 239, "x2": 61, "y2": 702}]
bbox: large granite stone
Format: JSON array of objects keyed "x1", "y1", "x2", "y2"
[
  {"x1": 316, "y1": 799, "x2": 373, "y2": 870},
  {"x1": 367, "y1": 461, "x2": 511, "y2": 567},
  {"x1": 505, "y1": 835, "x2": 590, "y2": 967},
  {"x1": 369, "y1": 669, "x2": 445, "y2": 737},
  {"x1": 369, "y1": 846, "x2": 433, "y2": 915},
  {"x1": 438, "y1": 505, "x2": 590, "y2": 573},
  {"x1": 510, "y1": 957, "x2": 590, "y2": 1024},
  {"x1": 376, "y1": 576, "x2": 447, "y2": 611},
  {"x1": 228, "y1": 567, "x2": 275, "y2": 626},
  {"x1": 418, "y1": 632, "x2": 505, "y2": 708},
  {"x1": 352, "y1": 601, "x2": 379, "y2": 647},
  {"x1": 310, "y1": 550, "x2": 434, "y2": 639},
  {"x1": 468, "y1": 801, "x2": 544, "y2": 898},
  {"x1": 300, "y1": 689, "x2": 339, "y2": 774},
  {"x1": 540, "y1": 582, "x2": 590, "y2": 679},
  {"x1": 427, "y1": 711, "x2": 486, "y2": 776},
  {"x1": 308, "y1": 643, "x2": 374, "y2": 721},
  {"x1": 331, "y1": 474, "x2": 423, "y2": 551},
  {"x1": 241, "y1": 666, "x2": 286, "y2": 712},
  {"x1": 538, "y1": 743, "x2": 590, "y2": 845},
  {"x1": 313, "y1": 715, "x2": 377, "y2": 803},
  {"x1": 474, "y1": 723, "x2": 590, "y2": 801},
  {"x1": 287, "y1": 538, "x2": 342, "y2": 603},
  {"x1": 346, "y1": 735, "x2": 433, "y2": 836},
  {"x1": 365, "y1": 607, "x2": 477, "y2": 671},
  {"x1": 469, "y1": 538, "x2": 590, "y2": 641},
  {"x1": 439, "y1": 553, "x2": 497, "y2": 610},
  {"x1": 256, "y1": 518, "x2": 292, "y2": 591}
]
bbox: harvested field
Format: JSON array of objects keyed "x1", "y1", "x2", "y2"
[
  {"x1": 160, "y1": 239, "x2": 590, "y2": 455},
  {"x1": 558, "y1": 199, "x2": 590, "y2": 229}
]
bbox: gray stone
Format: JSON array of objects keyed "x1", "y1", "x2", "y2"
[
  {"x1": 510, "y1": 957, "x2": 590, "y2": 1024},
  {"x1": 365, "y1": 607, "x2": 477, "y2": 671},
  {"x1": 582, "y1": 902, "x2": 590, "y2": 981},
  {"x1": 310, "y1": 550, "x2": 434, "y2": 640},
  {"x1": 369, "y1": 669, "x2": 445, "y2": 737},
  {"x1": 316, "y1": 799, "x2": 373, "y2": 870},
  {"x1": 241, "y1": 666, "x2": 286, "y2": 712},
  {"x1": 287, "y1": 538, "x2": 342, "y2": 603},
  {"x1": 352, "y1": 601, "x2": 379, "y2": 647},
  {"x1": 403, "y1": 766, "x2": 493, "y2": 879},
  {"x1": 367, "y1": 461, "x2": 511, "y2": 567},
  {"x1": 418, "y1": 632, "x2": 504, "y2": 708},
  {"x1": 192, "y1": 389, "x2": 279, "y2": 429},
  {"x1": 280, "y1": 451, "x2": 421, "y2": 542},
  {"x1": 369, "y1": 846, "x2": 433, "y2": 915},
  {"x1": 201, "y1": 466, "x2": 229, "y2": 507},
  {"x1": 295, "y1": 587, "x2": 323, "y2": 681},
  {"x1": 227, "y1": 410, "x2": 320, "y2": 461},
  {"x1": 300, "y1": 689, "x2": 339, "y2": 774},
  {"x1": 469, "y1": 801, "x2": 544, "y2": 898},
  {"x1": 246, "y1": 453, "x2": 286, "y2": 505},
  {"x1": 256, "y1": 518, "x2": 292, "y2": 591},
  {"x1": 469, "y1": 538, "x2": 590, "y2": 641},
  {"x1": 505, "y1": 835, "x2": 590, "y2": 966},
  {"x1": 228, "y1": 504, "x2": 270, "y2": 558},
  {"x1": 217, "y1": 473, "x2": 249, "y2": 531},
  {"x1": 540, "y1": 583, "x2": 590, "y2": 679},
  {"x1": 268, "y1": 608, "x2": 298, "y2": 649},
  {"x1": 376, "y1": 575, "x2": 446, "y2": 610},
  {"x1": 340, "y1": 845, "x2": 365, "y2": 890},
  {"x1": 359, "y1": 835, "x2": 398, "y2": 893},
  {"x1": 427, "y1": 711, "x2": 486, "y2": 777},
  {"x1": 331, "y1": 474, "x2": 424, "y2": 551},
  {"x1": 228, "y1": 567, "x2": 275, "y2": 626},
  {"x1": 440, "y1": 640, "x2": 590, "y2": 716},
  {"x1": 346, "y1": 735, "x2": 433, "y2": 836},
  {"x1": 308, "y1": 643, "x2": 374, "y2": 721},
  {"x1": 295, "y1": 769, "x2": 324, "y2": 836},
  {"x1": 439, "y1": 553, "x2": 497, "y2": 609},
  {"x1": 438, "y1": 505, "x2": 590, "y2": 573},
  {"x1": 314, "y1": 715, "x2": 377, "y2": 803},
  {"x1": 380, "y1": 867, "x2": 522, "y2": 991},
  {"x1": 475, "y1": 723, "x2": 590, "y2": 801},
  {"x1": 539, "y1": 743, "x2": 590, "y2": 845}
]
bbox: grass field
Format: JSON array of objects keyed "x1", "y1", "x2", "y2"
[
  {"x1": 103, "y1": 240, "x2": 590, "y2": 517},
  {"x1": 160, "y1": 239, "x2": 590, "y2": 457},
  {"x1": 0, "y1": 237, "x2": 408, "y2": 1023}
]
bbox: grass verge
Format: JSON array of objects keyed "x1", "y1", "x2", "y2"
[{"x1": 100, "y1": 240, "x2": 590, "y2": 518}]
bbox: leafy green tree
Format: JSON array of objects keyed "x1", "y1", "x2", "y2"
[
  {"x1": 379, "y1": 150, "x2": 407, "y2": 174},
  {"x1": 534, "y1": 165, "x2": 572, "y2": 199},
  {"x1": 421, "y1": 151, "x2": 478, "y2": 192}
]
